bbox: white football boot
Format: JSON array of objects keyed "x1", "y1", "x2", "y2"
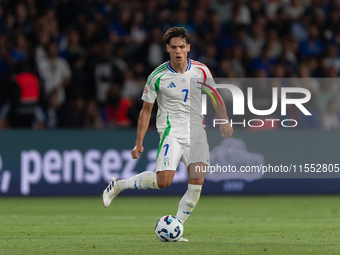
[
  {"x1": 102, "y1": 177, "x2": 122, "y2": 208},
  {"x1": 178, "y1": 237, "x2": 188, "y2": 242}
]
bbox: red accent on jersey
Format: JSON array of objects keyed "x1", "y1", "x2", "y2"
[
  {"x1": 197, "y1": 67, "x2": 207, "y2": 83},
  {"x1": 197, "y1": 67, "x2": 223, "y2": 106},
  {"x1": 191, "y1": 60, "x2": 205, "y2": 67}
]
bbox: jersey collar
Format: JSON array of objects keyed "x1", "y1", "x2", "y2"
[{"x1": 166, "y1": 58, "x2": 191, "y2": 73}]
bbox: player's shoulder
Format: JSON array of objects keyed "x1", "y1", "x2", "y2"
[
  {"x1": 190, "y1": 59, "x2": 212, "y2": 76},
  {"x1": 190, "y1": 59, "x2": 207, "y2": 68},
  {"x1": 190, "y1": 59, "x2": 209, "y2": 71},
  {"x1": 147, "y1": 62, "x2": 169, "y2": 85}
]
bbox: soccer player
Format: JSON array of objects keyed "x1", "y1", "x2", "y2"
[{"x1": 102, "y1": 27, "x2": 233, "y2": 241}]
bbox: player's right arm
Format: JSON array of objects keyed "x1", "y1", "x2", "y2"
[
  {"x1": 131, "y1": 101, "x2": 154, "y2": 159},
  {"x1": 131, "y1": 65, "x2": 162, "y2": 159}
]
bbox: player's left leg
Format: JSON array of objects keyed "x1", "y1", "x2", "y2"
[
  {"x1": 175, "y1": 134, "x2": 209, "y2": 224},
  {"x1": 175, "y1": 162, "x2": 206, "y2": 224}
]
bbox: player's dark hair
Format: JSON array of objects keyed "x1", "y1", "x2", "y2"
[{"x1": 162, "y1": 27, "x2": 190, "y2": 45}]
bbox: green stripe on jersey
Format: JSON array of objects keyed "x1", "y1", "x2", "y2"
[
  {"x1": 147, "y1": 65, "x2": 167, "y2": 85},
  {"x1": 148, "y1": 63, "x2": 166, "y2": 81},
  {"x1": 156, "y1": 114, "x2": 171, "y2": 159},
  {"x1": 154, "y1": 73, "x2": 165, "y2": 94},
  {"x1": 147, "y1": 65, "x2": 165, "y2": 84}
]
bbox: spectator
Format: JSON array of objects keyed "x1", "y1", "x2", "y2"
[
  {"x1": 299, "y1": 25, "x2": 325, "y2": 57},
  {"x1": 94, "y1": 42, "x2": 123, "y2": 106},
  {"x1": 10, "y1": 34, "x2": 28, "y2": 62},
  {"x1": 325, "y1": 7, "x2": 340, "y2": 40},
  {"x1": 138, "y1": 27, "x2": 167, "y2": 74},
  {"x1": 291, "y1": 14, "x2": 310, "y2": 42},
  {"x1": 104, "y1": 84, "x2": 132, "y2": 128},
  {"x1": 268, "y1": 8, "x2": 291, "y2": 37},
  {"x1": 198, "y1": 44, "x2": 218, "y2": 73},
  {"x1": 45, "y1": 89, "x2": 61, "y2": 129},
  {"x1": 112, "y1": 42, "x2": 128, "y2": 73},
  {"x1": 38, "y1": 42, "x2": 72, "y2": 105},
  {"x1": 61, "y1": 28, "x2": 86, "y2": 60},
  {"x1": 59, "y1": 96, "x2": 86, "y2": 128},
  {"x1": 110, "y1": 8, "x2": 131, "y2": 44},
  {"x1": 84, "y1": 99, "x2": 104, "y2": 129},
  {"x1": 250, "y1": 45, "x2": 275, "y2": 76},
  {"x1": 230, "y1": 45, "x2": 246, "y2": 78},
  {"x1": 130, "y1": 10, "x2": 147, "y2": 44},
  {"x1": 234, "y1": 0, "x2": 252, "y2": 26},
  {"x1": 0, "y1": 33, "x2": 12, "y2": 95},
  {"x1": 67, "y1": 53, "x2": 93, "y2": 101},
  {"x1": 276, "y1": 38, "x2": 298, "y2": 77},
  {"x1": 174, "y1": 10, "x2": 195, "y2": 34},
  {"x1": 325, "y1": 44, "x2": 340, "y2": 72},
  {"x1": 267, "y1": 29, "x2": 282, "y2": 59},
  {"x1": 298, "y1": 64, "x2": 320, "y2": 94},
  {"x1": 211, "y1": 0, "x2": 233, "y2": 23},
  {"x1": 285, "y1": 0, "x2": 304, "y2": 20},
  {"x1": 321, "y1": 100, "x2": 340, "y2": 130},
  {"x1": 249, "y1": 0, "x2": 266, "y2": 23},
  {"x1": 317, "y1": 83, "x2": 337, "y2": 112},
  {"x1": 15, "y1": 2, "x2": 33, "y2": 36},
  {"x1": 35, "y1": 32, "x2": 51, "y2": 64},
  {"x1": 121, "y1": 69, "x2": 143, "y2": 99},
  {"x1": 0, "y1": 61, "x2": 44, "y2": 129},
  {"x1": 246, "y1": 23, "x2": 265, "y2": 58}
]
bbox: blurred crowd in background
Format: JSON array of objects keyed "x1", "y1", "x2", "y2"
[{"x1": 0, "y1": 0, "x2": 339, "y2": 130}]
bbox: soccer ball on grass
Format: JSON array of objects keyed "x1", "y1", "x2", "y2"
[{"x1": 155, "y1": 215, "x2": 183, "y2": 242}]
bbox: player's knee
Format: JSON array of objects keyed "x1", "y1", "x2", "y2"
[
  {"x1": 189, "y1": 178, "x2": 204, "y2": 186},
  {"x1": 157, "y1": 179, "x2": 172, "y2": 189}
]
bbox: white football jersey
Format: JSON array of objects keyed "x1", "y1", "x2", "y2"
[{"x1": 142, "y1": 59, "x2": 213, "y2": 138}]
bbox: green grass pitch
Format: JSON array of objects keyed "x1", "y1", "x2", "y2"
[{"x1": 0, "y1": 195, "x2": 340, "y2": 254}]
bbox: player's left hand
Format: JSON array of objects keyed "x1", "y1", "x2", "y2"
[{"x1": 220, "y1": 122, "x2": 233, "y2": 138}]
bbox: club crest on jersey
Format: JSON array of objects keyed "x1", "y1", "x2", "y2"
[
  {"x1": 164, "y1": 157, "x2": 169, "y2": 166},
  {"x1": 181, "y1": 79, "x2": 186, "y2": 82},
  {"x1": 167, "y1": 82, "x2": 176, "y2": 88},
  {"x1": 193, "y1": 80, "x2": 202, "y2": 89},
  {"x1": 143, "y1": 87, "x2": 149, "y2": 95}
]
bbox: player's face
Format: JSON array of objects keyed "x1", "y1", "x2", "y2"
[{"x1": 167, "y1": 37, "x2": 190, "y2": 64}]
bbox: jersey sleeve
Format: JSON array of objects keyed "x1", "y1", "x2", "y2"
[
  {"x1": 205, "y1": 66, "x2": 216, "y2": 86},
  {"x1": 141, "y1": 75, "x2": 157, "y2": 103}
]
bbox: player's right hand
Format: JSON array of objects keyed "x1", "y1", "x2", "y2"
[{"x1": 131, "y1": 144, "x2": 144, "y2": 159}]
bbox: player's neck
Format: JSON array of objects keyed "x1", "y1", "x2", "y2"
[{"x1": 169, "y1": 58, "x2": 188, "y2": 74}]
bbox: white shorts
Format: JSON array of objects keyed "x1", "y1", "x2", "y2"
[{"x1": 156, "y1": 134, "x2": 210, "y2": 172}]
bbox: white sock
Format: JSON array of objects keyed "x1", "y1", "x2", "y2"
[
  {"x1": 118, "y1": 171, "x2": 159, "y2": 191},
  {"x1": 176, "y1": 184, "x2": 202, "y2": 224}
]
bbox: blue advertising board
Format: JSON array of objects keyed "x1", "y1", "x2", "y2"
[{"x1": 0, "y1": 130, "x2": 339, "y2": 196}]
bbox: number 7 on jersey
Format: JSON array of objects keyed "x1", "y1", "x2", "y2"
[{"x1": 182, "y1": 89, "x2": 188, "y2": 102}]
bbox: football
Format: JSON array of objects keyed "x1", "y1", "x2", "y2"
[{"x1": 155, "y1": 215, "x2": 183, "y2": 242}]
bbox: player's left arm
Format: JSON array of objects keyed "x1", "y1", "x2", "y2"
[
  {"x1": 205, "y1": 67, "x2": 233, "y2": 138},
  {"x1": 211, "y1": 91, "x2": 234, "y2": 138}
]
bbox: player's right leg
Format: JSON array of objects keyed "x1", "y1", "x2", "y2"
[
  {"x1": 102, "y1": 170, "x2": 176, "y2": 208},
  {"x1": 102, "y1": 135, "x2": 180, "y2": 208}
]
